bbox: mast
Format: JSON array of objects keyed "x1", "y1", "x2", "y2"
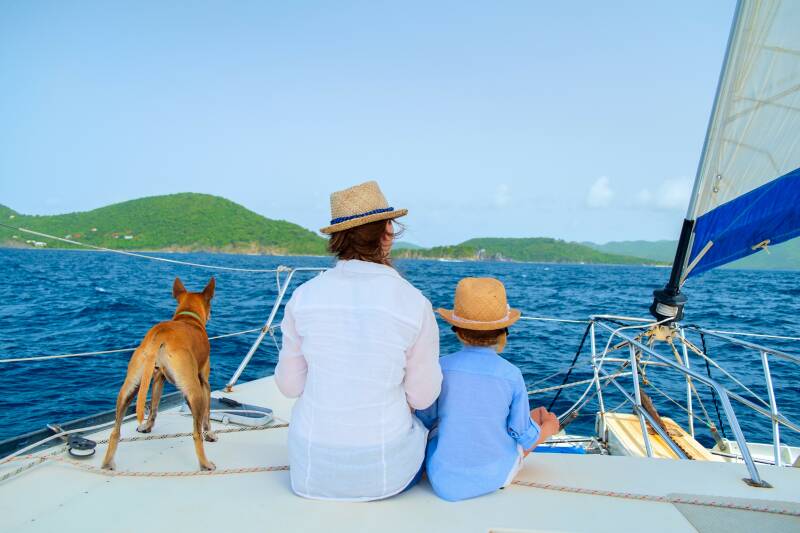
[{"x1": 650, "y1": 1, "x2": 743, "y2": 322}]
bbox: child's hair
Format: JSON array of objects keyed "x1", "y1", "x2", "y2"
[{"x1": 453, "y1": 327, "x2": 508, "y2": 347}]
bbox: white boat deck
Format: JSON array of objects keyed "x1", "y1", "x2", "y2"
[{"x1": 1, "y1": 376, "x2": 798, "y2": 533}]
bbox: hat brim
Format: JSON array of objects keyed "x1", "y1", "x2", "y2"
[
  {"x1": 320, "y1": 208, "x2": 408, "y2": 235},
  {"x1": 437, "y1": 308, "x2": 521, "y2": 331}
]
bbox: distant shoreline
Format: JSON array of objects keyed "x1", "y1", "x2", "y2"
[
  {"x1": 5, "y1": 245, "x2": 799, "y2": 272},
  {"x1": 0, "y1": 244, "x2": 666, "y2": 268}
]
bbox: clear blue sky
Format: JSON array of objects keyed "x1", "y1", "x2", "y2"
[{"x1": 0, "y1": 1, "x2": 736, "y2": 246}]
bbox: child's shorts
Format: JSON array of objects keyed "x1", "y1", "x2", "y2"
[{"x1": 502, "y1": 445, "x2": 525, "y2": 488}]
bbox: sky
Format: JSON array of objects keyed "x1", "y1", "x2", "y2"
[{"x1": 0, "y1": 1, "x2": 737, "y2": 247}]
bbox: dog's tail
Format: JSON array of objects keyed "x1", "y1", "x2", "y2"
[{"x1": 136, "y1": 343, "x2": 164, "y2": 424}]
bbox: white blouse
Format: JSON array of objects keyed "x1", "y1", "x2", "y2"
[{"x1": 274, "y1": 260, "x2": 442, "y2": 501}]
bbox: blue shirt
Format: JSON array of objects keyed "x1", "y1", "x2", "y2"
[{"x1": 416, "y1": 346, "x2": 540, "y2": 501}]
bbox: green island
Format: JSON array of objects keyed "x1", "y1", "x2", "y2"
[
  {"x1": 0, "y1": 193, "x2": 327, "y2": 255},
  {"x1": 3, "y1": 193, "x2": 796, "y2": 269},
  {"x1": 393, "y1": 237, "x2": 659, "y2": 265},
  {"x1": 0, "y1": 194, "x2": 658, "y2": 265},
  {"x1": 587, "y1": 239, "x2": 800, "y2": 271}
]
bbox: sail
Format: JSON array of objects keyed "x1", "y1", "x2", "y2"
[{"x1": 683, "y1": 0, "x2": 800, "y2": 278}]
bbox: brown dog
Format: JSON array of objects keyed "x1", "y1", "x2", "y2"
[{"x1": 101, "y1": 277, "x2": 217, "y2": 471}]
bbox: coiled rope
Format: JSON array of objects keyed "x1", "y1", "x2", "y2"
[{"x1": 0, "y1": 222, "x2": 289, "y2": 273}]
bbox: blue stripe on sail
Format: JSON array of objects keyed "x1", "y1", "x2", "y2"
[{"x1": 687, "y1": 166, "x2": 800, "y2": 278}]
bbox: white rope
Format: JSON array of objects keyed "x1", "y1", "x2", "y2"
[
  {"x1": 519, "y1": 315, "x2": 589, "y2": 324},
  {"x1": 525, "y1": 363, "x2": 593, "y2": 390},
  {"x1": 528, "y1": 371, "x2": 631, "y2": 396},
  {"x1": 0, "y1": 223, "x2": 288, "y2": 273},
  {"x1": 697, "y1": 328, "x2": 800, "y2": 342},
  {"x1": 0, "y1": 326, "x2": 273, "y2": 363}
]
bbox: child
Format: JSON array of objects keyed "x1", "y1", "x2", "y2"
[{"x1": 417, "y1": 277, "x2": 560, "y2": 502}]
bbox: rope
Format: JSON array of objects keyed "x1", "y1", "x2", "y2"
[
  {"x1": 666, "y1": 341, "x2": 715, "y2": 430},
  {"x1": 0, "y1": 326, "x2": 273, "y2": 363},
  {"x1": 1, "y1": 423, "x2": 289, "y2": 482},
  {"x1": 0, "y1": 222, "x2": 288, "y2": 273},
  {"x1": 548, "y1": 323, "x2": 592, "y2": 410},
  {"x1": 699, "y1": 332, "x2": 727, "y2": 438},
  {"x1": 682, "y1": 338, "x2": 770, "y2": 409},
  {"x1": 38, "y1": 455, "x2": 289, "y2": 477},
  {"x1": 518, "y1": 315, "x2": 589, "y2": 324},
  {"x1": 525, "y1": 362, "x2": 590, "y2": 391},
  {"x1": 94, "y1": 422, "x2": 289, "y2": 445},
  {"x1": 510, "y1": 480, "x2": 800, "y2": 518},
  {"x1": 529, "y1": 371, "x2": 631, "y2": 396},
  {"x1": 7, "y1": 419, "x2": 797, "y2": 519},
  {"x1": 645, "y1": 379, "x2": 716, "y2": 431},
  {"x1": 696, "y1": 328, "x2": 800, "y2": 342}
]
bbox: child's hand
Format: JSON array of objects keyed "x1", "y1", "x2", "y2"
[
  {"x1": 530, "y1": 407, "x2": 560, "y2": 439},
  {"x1": 530, "y1": 407, "x2": 548, "y2": 425},
  {"x1": 540, "y1": 411, "x2": 560, "y2": 439}
]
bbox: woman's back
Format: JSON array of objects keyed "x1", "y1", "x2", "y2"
[
  {"x1": 291, "y1": 260, "x2": 430, "y2": 445},
  {"x1": 276, "y1": 259, "x2": 441, "y2": 500}
]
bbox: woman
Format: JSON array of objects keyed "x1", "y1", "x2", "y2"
[{"x1": 274, "y1": 180, "x2": 442, "y2": 501}]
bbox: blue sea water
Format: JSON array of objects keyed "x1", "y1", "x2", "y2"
[{"x1": 1, "y1": 248, "x2": 798, "y2": 448}]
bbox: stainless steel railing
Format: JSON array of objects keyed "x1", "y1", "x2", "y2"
[
  {"x1": 588, "y1": 317, "x2": 800, "y2": 488},
  {"x1": 685, "y1": 327, "x2": 800, "y2": 468},
  {"x1": 225, "y1": 267, "x2": 327, "y2": 391}
]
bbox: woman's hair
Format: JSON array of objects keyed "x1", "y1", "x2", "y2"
[
  {"x1": 327, "y1": 219, "x2": 403, "y2": 265},
  {"x1": 453, "y1": 327, "x2": 508, "y2": 347}
]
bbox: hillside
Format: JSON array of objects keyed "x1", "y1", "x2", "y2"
[
  {"x1": 392, "y1": 241, "x2": 423, "y2": 250},
  {"x1": 0, "y1": 193, "x2": 327, "y2": 255},
  {"x1": 589, "y1": 239, "x2": 800, "y2": 270},
  {"x1": 394, "y1": 237, "x2": 659, "y2": 265}
]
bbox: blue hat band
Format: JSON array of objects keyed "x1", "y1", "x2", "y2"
[{"x1": 330, "y1": 207, "x2": 395, "y2": 225}]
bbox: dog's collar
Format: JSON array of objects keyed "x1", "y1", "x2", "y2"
[{"x1": 176, "y1": 310, "x2": 204, "y2": 323}]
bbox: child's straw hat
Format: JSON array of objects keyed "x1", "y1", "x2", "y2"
[
  {"x1": 437, "y1": 278, "x2": 521, "y2": 331},
  {"x1": 320, "y1": 181, "x2": 408, "y2": 234}
]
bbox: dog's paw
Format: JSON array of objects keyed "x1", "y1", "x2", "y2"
[
  {"x1": 136, "y1": 423, "x2": 152, "y2": 433},
  {"x1": 101, "y1": 461, "x2": 116, "y2": 471},
  {"x1": 204, "y1": 431, "x2": 218, "y2": 442},
  {"x1": 200, "y1": 461, "x2": 216, "y2": 471}
]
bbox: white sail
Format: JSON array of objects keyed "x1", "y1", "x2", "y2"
[{"x1": 684, "y1": 0, "x2": 800, "y2": 277}]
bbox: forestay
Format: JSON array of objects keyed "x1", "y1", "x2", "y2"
[{"x1": 685, "y1": 0, "x2": 800, "y2": 277}]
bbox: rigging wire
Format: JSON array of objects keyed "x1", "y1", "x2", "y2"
[
  {"x1": 682, "y1": 337, "x2": 770, "y2": 409},
  {"x1": 547, "y1": 322, "x2": 592, "y2": 411},
  {"x1": 666, "y1": 340, "x2": 715, "y2": 431},
  {"x1": 0, "y1": 222, "x2": 287, "y2": 273},
  {"x1": 0, "y1": 326, "x2": 274, "y2": 363},
  {"x1": 699, "y1": 332, "x2": 728, "y2": 438},
  {"x1": 645, "y1": 378, "x2": 716, "y2": 431}
]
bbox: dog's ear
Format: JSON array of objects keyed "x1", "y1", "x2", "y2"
[
  {"x1": 173, "y1": 277, "x2": 187, "y2": 300},
  {"x1": 202, "y1": 277, "x2": 215, "y2": 301}
]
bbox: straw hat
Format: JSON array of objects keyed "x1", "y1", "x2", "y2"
[
  {"x1": 437, "y1": 278, "x2": 521, "y2": 331},
  {"x1": 320, "y1": 181, "x2": 408, "y2": 234}
]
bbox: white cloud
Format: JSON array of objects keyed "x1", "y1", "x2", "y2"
[
  {"x1": 493, "y1": 183, "x2": 511, "y2": 207},
  {"x1": 637, "y1": 177, "x2": 692, "y2": 211},
  {"x1": 636, "y1": 189, "x2": 653, "y2": 204},
  {"x1": 586, "y1": 176, "x2": 614, "y2": 208}
]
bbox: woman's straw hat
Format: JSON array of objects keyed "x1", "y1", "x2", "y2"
[
  {"x1": 437, "y1": 277, "x2": 521, "y2": 331},
  {"x1": 320, "y1": 181, "x2": 408, "y2": 234}
]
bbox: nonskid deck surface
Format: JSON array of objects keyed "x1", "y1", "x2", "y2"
[{"x1": 1, "y1": 376, "x2": 798, "y2": 533}]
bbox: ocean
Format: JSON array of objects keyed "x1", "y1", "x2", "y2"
[{"x1": 1, "y1": 248, "x2": 798, "y2": 448}]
